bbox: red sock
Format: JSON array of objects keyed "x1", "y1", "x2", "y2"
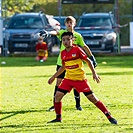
[
  {"x1": 54, "y1": 102, "x2": 62, "y2": 120},
  {"x1": 95, "y1": 101, "x2": 109, "y2": 114}
]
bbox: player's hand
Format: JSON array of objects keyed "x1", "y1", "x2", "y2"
[
  {"x1": 89, "y1": 55, "x2": 97, "y2": 68},
  {"x1": 48, "y1": 77, "x2": 55, "y2": 85},
  {"x1": 93, "y1": 74, "x2": 101, "y2": 83}
]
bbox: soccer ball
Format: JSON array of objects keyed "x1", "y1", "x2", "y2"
[{"x1": 40, "y1": 60, "x2": 44, "y2": 63}]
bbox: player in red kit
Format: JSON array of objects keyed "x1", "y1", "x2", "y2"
[
  {"x1": 36, "y1": 36, "x2": 48, "y2": 62},
  {"x1": 48, "y1": 31, "x2": 117, "y2": 124}
]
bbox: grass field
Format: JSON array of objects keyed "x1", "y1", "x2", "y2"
[{"x1": 0, "y1": 56, "x2": 133, "y2": 133}]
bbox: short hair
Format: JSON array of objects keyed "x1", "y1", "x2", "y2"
[
  {"x1": 61, "y1": 31, "x2": 73, "y2": 39},
  {"x1": 65, "y1": 16, "x2": 76, "y2": 23},
  {"x1": 38, "y1": 36, "x2": 43, "y2": 40}
]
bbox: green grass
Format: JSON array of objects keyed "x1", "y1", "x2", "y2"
[{"x1": 0, "y1": 56, "x2": 133, "y2": 133}]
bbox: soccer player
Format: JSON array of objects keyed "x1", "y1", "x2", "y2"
[
  {"x1": 46, "y1": 16, "x2": 97, "y2": 111},
  {"x1": 47, "y1": 31, "x2": 117, "y2": 124},
  {"x1": 36, "y1": 36, "x2": 48, "y2": 62}
]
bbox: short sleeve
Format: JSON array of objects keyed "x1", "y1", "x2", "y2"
[
  {"x1": 61, "y1": 51, "x2": 65, "y2": 65},
  {"x1": 78, "y1": 47, "x2": 88, "y2": 60},
  {"x1": 73, "y1": 32, "x2": 85, "y2": 47}
]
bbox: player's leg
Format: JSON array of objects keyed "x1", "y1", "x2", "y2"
[
  {"x1": 42, "y1": 56, "x2": 47, "y2": 61},
  {"x1": 42, "y1": 51, "x2": 48, "y2": 61},
  {"x1": 48, "y1": 65, "x2": 65, "y2": 111},
  {"x1": 48, "y1": 78, "x2": 62, "y2": 111},
  {"x1": 74, "y1": 79, "x2": 117, "y2": 124},
  {"x1": 48, "y1": 89, "x2": 69, "y2": 123},
  {"x1": 84, "y1": 92, "x2": 117, "y2": 124},
  {"x1": 48, "y1": 79, "x2": 74, "y2": 123},
  {"x1": 73, "y1": 89, "x2": 82, "y2": 111},
  {"x1": 36, "y1": 56, "x2": 40, "y2": 61}
]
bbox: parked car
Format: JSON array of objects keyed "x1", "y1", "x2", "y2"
[
  {"x1": 3, "y1": 17, "x2": 11, "y2": 42},
  {"x1": 3, "y1": 17, "x2": 11, "y2": 28},
  {"x1": 54, "y1": 16, "x2": 66, "y2": 29},
  {"x1": 75, "y1": 12, "x2": 120, "y2": 52},
  {"x1": 4, "y1": 11, "x2": 55, "y2": 54}
]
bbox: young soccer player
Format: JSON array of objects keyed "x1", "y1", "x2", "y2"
[
  {"x1": 36, "y1": 36, "x2": 48, "y2": 62},
  {"x1": 46, "y1": 16, "x2": 97, "y2": 111},
  {"x1": 47, "y1": 31, "x2": 117, "y2": 124}
]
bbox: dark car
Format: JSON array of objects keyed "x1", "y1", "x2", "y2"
[
  {"x1": 3, "y1": 17, "x2": 11, "y2": 41},
  {"x1": 54, "y1": 16, "x2": 66, "y2": 29},
  {"x1": 75, "y1": 12, "x2": 120, "y2": 52},
  {"x1": 4, "y1": 12, "x2": 55, "y2": 54}
]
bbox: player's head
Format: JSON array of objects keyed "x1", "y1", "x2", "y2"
[
  {"x1": 61, "y1": 31, "x2": 73, "y2": 39},
  {"x1": 61, "y1": 32, "x2": 74, "y2": 48},
  {"x1": 65, "y1": 16, "x2": 76, "y2": 30},
  {"x1": 38, "y1": 36, "x2": 43, "y2": 43}
]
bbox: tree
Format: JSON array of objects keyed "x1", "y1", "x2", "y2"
[{"x1": 2, "y1": 0, "x2": 34, "y2": 17}]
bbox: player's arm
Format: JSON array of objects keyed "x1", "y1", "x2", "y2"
[
  {"x1": 39, "y1": 29, "x2": 60, "y2": 36},
  {"x1": 82, "y1": 45, "x2": 97, "y2": 68},
  {"x1": 48, "y1": 30, "x2": 59, "y2": 35},
  {"x1": 82, "y1": 44, "x2": 92, "y2": 56},
  {"x1": 48, "y1": 65, "x2": 65, "y2": 85},
  {"x1": 78, "y1": 34, "x2": 97, "y2": 67},
  {"x1": 85, "y1": 58, "x2": 101, "y2": 83},
  {"x1": 78, "y1": 46, "x2": 99, "y2": 82}
]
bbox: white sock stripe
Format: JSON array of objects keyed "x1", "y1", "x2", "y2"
[{"x1": 75, "y1": 96, "x2": 80, "y2": 98}]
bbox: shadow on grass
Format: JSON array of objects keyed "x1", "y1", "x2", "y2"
[
  {"x1": 1, "y1": 120, "x2": 132, "y2": 133},
  {"x1": 25, "y1": 75, "x2": 53, "y2": 78},
  {"x1": 0, "y1": 123, "x2": 109, "y2": 132},
  {"x1": 0, "y1": 108, "x2": 47, "y2": 121},
  {"x1": 0, "y1": 108, "x2": 132, "y2": 132},
  {"x1": 0, "y1": 117, "x2": 118, "y2": 132}
]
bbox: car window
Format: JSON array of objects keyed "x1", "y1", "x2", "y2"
[
  {"x1": 42, "y1": 15, "x2": 49, "y2": 25},
  {"x1": 54, "y1": 17, "x2": 66, "y2": 26},
  {"x1": 77, "y1": 17, "x2": 112, "y2": 28},
  {"x1": 8, "y1": 16, "x2": 43, "y2": 29}
]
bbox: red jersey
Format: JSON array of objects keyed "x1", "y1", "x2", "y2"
[
  {"x1": 61, "y1": 45, "x2": 88, "y2": 81},
  {"x1": 36, "y1": 42, "x2": 48, "y2": 57}
]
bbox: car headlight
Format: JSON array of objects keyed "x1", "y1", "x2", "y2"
[{"x1": 106, "y1": 32, "x2": 116, "y2": 40}]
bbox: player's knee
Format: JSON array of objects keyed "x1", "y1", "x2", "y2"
[
  {"x1": 55, "y1": 91, "x2": 64, "y2": 102},
  {"x1": 86, "y1": 93, "x2": 99, "y2": 103},
  {"x1": 36, "y1": 56, "x2": 40, "y2": 61}
]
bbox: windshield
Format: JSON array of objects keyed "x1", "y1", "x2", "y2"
[
  {"x1": 8, "y1": 16, "x2": 43, "y2": 29},
  {"x1": 54, "y1": 17, "x2": 66, "y2": 26},
  {"x1": 77, "y1": 17, "x2": 112, "y2": 28}
]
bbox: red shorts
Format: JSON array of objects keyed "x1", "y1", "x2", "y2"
[
  {"x1": 58, "y1": 78, "x2": 92, "y2": 93},
  {"x1": 36, "y1": 56, "x2": 47, "y2": 61}
]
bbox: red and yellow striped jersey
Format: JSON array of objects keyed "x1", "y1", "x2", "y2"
[{"x1": 61, "y1": 45, "x2": 88, "y2": 81}]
